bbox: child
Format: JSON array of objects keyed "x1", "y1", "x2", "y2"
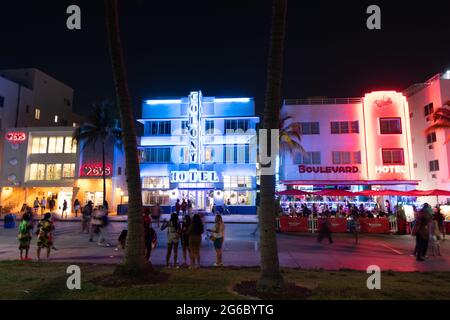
[
  {"x1": 429, "y1": 216, "x2": 442, "y2": 256},
  {"x1": 115, "y1": 229, "x2": 128, "y2": 251},
  {"x1": 18, "y1": 213, "x2": 33, "y2": 260}
]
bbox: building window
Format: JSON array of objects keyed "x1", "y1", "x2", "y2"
[
  {"x1": 142, "y1": 190, "x2": 169, "y2": 205},
  {"x1": 300, "y1": 122, "x2": 320, "y2": 135},
  {"x1": 64, "y1": 137, "x2": 77, "y2": 153},
  {"x1": 31, "y1": 137, "x2": 48, "y2": 154},
  {"x1": 205, "y1": 147, "x2": 215, "y2": 162},
  {"x1": 142, "y1": 177, "x2": 169, "y2": 189},
  {"x1": 424, "y1": 103, "x2": 434, "y2": 116},
  {"x1": 48, "y1": 137, "x2": 64, "y2": 153},
  {"x1": 426, "y1": 132, "x2": 437, "y2": 144},
  {"x1": 62, "y1": 163, "x2": 76, "y2": 178},
  {"x1": 205, "y1": 120, "x2": 214, "y2": 134},
  {"x1": 293, "y1": 151, "x2": 321, "y2": 164},
  {"x1": 380, "y1": 118, "x2": 402, "y2": 134},
  {"x1": 0, "y1": 95, "x2": 4, "y2": 108},
  {"x1": 223, "y1": 144, "x2": 250, "y2": 163},
  {"x1": 429, "y1": 160, "x2": 439, "y2": 172},
  {"x1": 181, "y1": 120, "x2": 189, "y2": 135},
  {"x1": 54, "y1": 115, "x2": 58, "y2": 123},
  {"x1": 46, "y1": 164, "x2": 62, "y2": 180},
  {"x1": 330, "y1": 121, "x2": 359, "y2": 134},
  {"x1": 35, "y1": 108, "x2": 41, "y2": 120},
  {"x1": 225, "y1": 119, "x2": 250, "y2": 134},
  {"x1": 140, "y1": 147, "x2": 171, "y2": 163},
  {"x1": 146, "y1": 121, "x2": 171, "y2": 135},
  {"x1": 381, "y1": 148, "x2": 404, "y2": 165},
  {"x1": 224, "y1": 176, "x2": 253, "y2": 189},
  {"x1": 332, "y1": 151, "x2": 361, "y2": 164},
  {"x1": 29, "y1": 163, "x2": 46, "y2": 180}
]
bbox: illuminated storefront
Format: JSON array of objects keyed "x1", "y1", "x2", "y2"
[
  {"x1": 139, "y1": 91, "x2": 259, "y2": 214},
  {"x1": 280, "y1": 91, "x2": 419, "y2": 209}
]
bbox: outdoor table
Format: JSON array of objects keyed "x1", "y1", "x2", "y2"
[
  {"x1": 318, "y1": 217, "x2": 348, "y2": 233},
  {"x1": 278, "y1": 216, "x2": 309, "y2": 232},
  {"x1": 359, "y1": 218, "x2": 390, "y2": 234}
]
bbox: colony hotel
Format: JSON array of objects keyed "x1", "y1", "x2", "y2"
[
  {"x1": 280, "y1": 91, "x2": 418, "y2": 197},
  {"x1": 138, "y1": 91, "x2": 259, "y2": 214}
]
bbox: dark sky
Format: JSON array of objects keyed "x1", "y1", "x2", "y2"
[{"x1": 1, "y1": 0, "x2": 450, "y2": 119}]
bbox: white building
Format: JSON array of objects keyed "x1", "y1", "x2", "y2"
[
  {"x1": 280, "y1": 91, "x2": 417, "y2": 193},
  {"x1": 404, "y1": 72, "x2": 450, "y2": 204}
]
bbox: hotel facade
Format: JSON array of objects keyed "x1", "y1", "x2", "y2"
[
  {"x1": 280, "y1": 91, "x2": 418, "y2": 198},
  {"x1": 138, "y1": 91, "x2": 259, "y2": 214}
]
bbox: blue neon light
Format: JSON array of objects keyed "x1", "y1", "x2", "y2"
[
  {"x1": 214, "y1": 98, "x2": 251, "y2": 103},
  {"x1": 146, "y1": 99, "x2": 181, "y2": 105}
]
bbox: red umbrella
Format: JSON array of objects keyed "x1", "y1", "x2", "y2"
[
  {"x1": 312, "y1": 189, "x2": 355, "y2": 197},
  {"x1": 356, "y1": 189, "x2": 409, "y2": 196},
  {"x1": 276, "y1": 189, "x2": 311, "y2": 196},
  {"x1": 426, "y1": 189, "x2": 450, "y2": 196},
  {"x1": 403, "y1": 190, "x2": 430, "y2": 197}
]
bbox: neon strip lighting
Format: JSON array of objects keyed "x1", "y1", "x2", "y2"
[
  {"x1": 146, "y1": 99, "x2": 181, "y2": 105},
  {"x1": 214, "y1": 98, "x2": 250, "y2": 103}
]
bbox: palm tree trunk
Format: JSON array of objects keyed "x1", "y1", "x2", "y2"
[
  {"x1": 257, "y1": 0, "x2": 287, "y2": 293},
  {"x1": 102, "y1": 141, "x2": 107, "y2": 208},
  {"x1": 104, "y1": 0, "x2": 147, "y2": 272}
]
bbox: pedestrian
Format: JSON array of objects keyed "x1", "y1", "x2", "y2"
[
  {"x1": 180, "y1": 215, "x2": 191, "y2": 267},
  {"x1": 89, "y1": 206, "x2": 103, "y2": 243},
  {"x1": 161, "y1": 213, "x2": 181, "y2": 268},
  {"x1": 62, "y1": 199, "x2": 68, "y2": 219},
  {"x1": 33, "y1": 197, "x2": 40, "y2": 215},
  {"x1": 187, "y1": 199, "x2": 193, "y2": 216},
  {"x1": 94, "y1": 206, "x2": 110, "y2": 246},
  {"x1": 73, "y1": 199, "x2": 81, "y2": 217},
  {"x1": 318, "y1": 216, "x2": 333, "y2": 244},
  {"x1": 151, "y1": 203, "x2": 162, "y2": 228},
  {"x1": 18, "y1": 213, "x2": 33, "y2": 260},
  {"x1": 429, "y1": 215, "x2": 442, "y2": 256},
  {"x1": 103, "y1": 200, "x2": 109, "y2": 212},
  {"x1": 48, "y1": 197, "x2": 55, "y2": 212},
  {"x1": 435, "y1": 205, "x2": 445, "y2": 240},
  {"x1": 81, "y1": 201, "x2": 93, "y2": 234},
  {"x1": 40, "y1": 197, "x2": 47, "y2": 216},
  {"x1": 36, "y1": 212, "x2": 55, "y2": 260},
  {"x1": 412, "y1": 204, "x2": 432, "y2": 261},
  {"x1": 187, "y1": 213, "x2": 204, "y2": 269},
  {"x1": 175, "y1": 199, "x2": 181, "y2": 215},
  {"x1": 207, "y1": 214, "x2": 225, "y2": 267},
  {"x1": 115, "y1": 229, "x2": 127, "y2": 251},
  {"x1": 144, "y1": 216, "x2": 157, "y2": 262},
  {"x1": 181, "y1": 199, "x2": 187, "y2": 216}
]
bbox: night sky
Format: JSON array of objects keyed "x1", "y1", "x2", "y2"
[{"x1": 1, "y1": 0, "x2": 450, "y2": 119}]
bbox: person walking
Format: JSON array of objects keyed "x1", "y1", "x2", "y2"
[
  {"x1": 89, "y1": 206, "x2": 103, "y2": 243},
  {"x1": 207, "y1": 214, "x2": 225, "y2": 267},
  {"x1": 81, "y1": 201, "x2": 93, "y2": 234},
  {"x1": 36, "y1": 212, "x2": 55, "y2": 260},
  {"x1": 62, "y1": 199, "x2": 68, "y2": 219},
  {"x1": 175, "y1": 199, "x2": 181, "y2": 215},
  {"x1": 187, "y1": 199, "x2": 193, "y2": 216},
  {"x1": 48, "y1": 197, "x2": 55, "y2": 212},
  {"x1": 413, "y1": 204, "x2": 432, "y2": 261},
  {"x1": 181, "y1": 199, "x2": 187, "y2": 216},
  {"x1": 97, "y1": 206, "x2": 111, "y2": 246},
  {"x1": 18, "y1": 213, "x2": 33, "y2": 260},
  {"x1": 33, "y1": 197, "x2": 40, "y2": 215},
  {"x1": 161, "y1": 213, "x2": 181, "y2": 268},
  {"x1": 318, "y1": 215, "x2": 333, "y2": 244},
  {"x1": 180, "y1": 215, "x2": 191, "y2": 267},
  {"x1": 435, "y1": 205, "x2": 445, "y2": 240},
  {"x1": 40, "y1": 197, "x2": 47, "y2": 216},
  {"x1": 187, "y1": 213, "x2": 204, "y2": 269},
  {"x1": 73, "y1": 199, "x2": 81, "y2": 218}
]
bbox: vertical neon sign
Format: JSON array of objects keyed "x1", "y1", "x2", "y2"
[{"x1": 188, "y1": 91, "x2": 202, "y2": 164}]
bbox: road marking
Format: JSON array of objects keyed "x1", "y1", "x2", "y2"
[{"x1": 382, "y1": 244, "x2": 403, "y2": 255}]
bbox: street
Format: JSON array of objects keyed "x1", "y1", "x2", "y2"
[{"x1": 1, "y1": 220, "x2": 449, "y2": 271}]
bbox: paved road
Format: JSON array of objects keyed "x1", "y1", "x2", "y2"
[{"x1": 1, "y1": 221, "x2": 449, "y2": 271}]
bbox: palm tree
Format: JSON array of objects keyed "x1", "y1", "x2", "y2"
[
  {"x1": 257, "y1": 0, "x2": 288, "y2": 293},
  {"x1": 104, "y1": 0, "x2": 148, "y2": 273},
  {"x1": 425, "y1": 101, "x2": 450, "y2": 143},
  {"x1": 73, "y1": 102, "x2": 122, "y2": 210}
]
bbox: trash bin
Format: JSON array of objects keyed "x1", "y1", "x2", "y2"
[{"x1": 4, "y1": 214, "x2": 16, "y2": 229}]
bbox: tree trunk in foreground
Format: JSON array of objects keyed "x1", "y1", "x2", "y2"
[
  {"x1": 104, "y1": 0, "x2": 147, "y2": 273},
  {"x1": 257, "y1": 0, "x2": 287, "y2": 293}
]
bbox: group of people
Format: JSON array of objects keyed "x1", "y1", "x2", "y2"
[
  {"x1": 17, "y1": 207, "x2": 56, "y2": 260},
  {"x1": 80, "y1": 201, "x2": 111, "y2": 246},
  {"x1": 174, "y1": 199, "x2": 193, "y2": 216},
  {"x1": 412, "y1": 203, "x2": 444, "y2": 261},
  {"x1": 161, "y1": 213, "x2": 225, "y2": 269}
]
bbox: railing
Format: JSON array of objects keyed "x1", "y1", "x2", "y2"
[{"x1": 284, "y1": 97, "x2": 362, "y2": 105}]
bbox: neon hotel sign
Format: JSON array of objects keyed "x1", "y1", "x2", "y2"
[{"x1": 299, "y1": 165, "x2": 405, "y2": 174}]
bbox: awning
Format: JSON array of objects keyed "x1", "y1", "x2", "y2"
[
  {"x1": 276, "y1": 189, "x2": 310, "y2": 196},
  {"x1": 281, "y1": 180, "x2": 420, "y2": 186}
]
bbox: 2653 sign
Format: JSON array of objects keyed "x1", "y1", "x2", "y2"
[
  {"x1": 6, "y1": 132, "x2": 26, "y2": 143},
  {"x1": 80, "y1": 163, "x2": 112, "y2": 177}
]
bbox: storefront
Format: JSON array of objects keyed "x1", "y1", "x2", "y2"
[{"x1": 139, "y1": 91, "x2": 259, "y2": 214}]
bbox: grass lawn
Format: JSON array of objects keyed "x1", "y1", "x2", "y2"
[{"x1": 0, "y1": 261, "x2": 449, "y2": 300}]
